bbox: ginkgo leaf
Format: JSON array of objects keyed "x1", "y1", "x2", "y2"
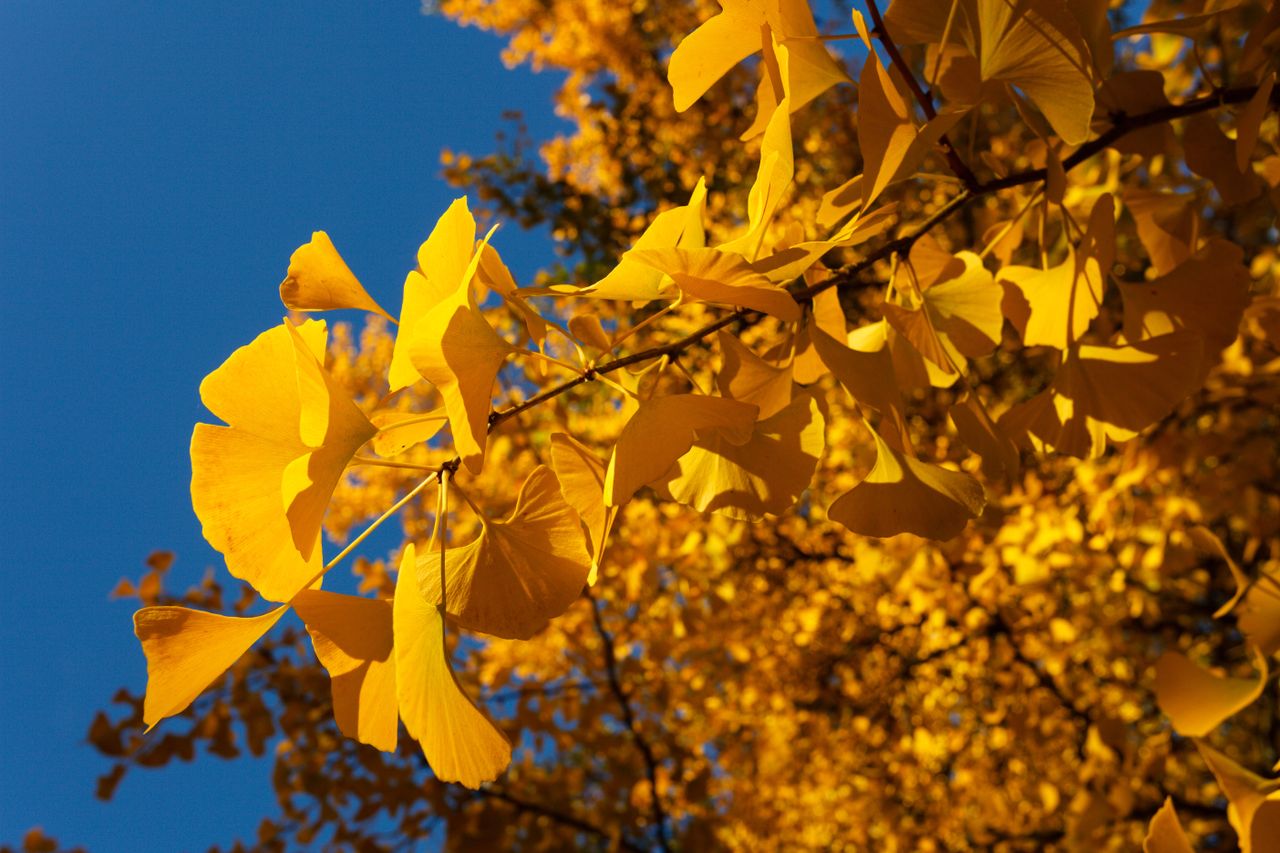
[
  {"x1": 135, "y1": 605, "x2": 287, "y2": 730},
  {"x1": 369, "y1": 408, "x2": 448, "y2": 457},
  {"x1": 1143, "y1": 798, "x2": 1194, "y2": 853},
  {"x1": 910, "y1": 241, "x2": 1004, "y2": 359},
  {"x1": 1113, "y1": 5, "x2": 1242, "y2": 39},
  {"x1": 810, "y1": 323, "x2": 903, "y2": 416},
  {"x1": 389, "y1": 199, "x2": 476, "y2": 393},
  {"x1": 657, "y1": 394, "x2": 824, "y2": 519},
  {"x1": 716, "y1": 329, "x2": 792, "y2": 419},
  {"x1": 280, "y1": 231, "x2": 394, "y2": 321},
  {"x1": 549, "y1": 433, "x2": 617, "y2": 586},
  {"x1": 1184, "y1": 113, "x2": 1262, "y2": 207},
  {"x1": 1195, "y1": 742, "x2": 1280, "y2": 853},
  {"x1": 741, "y1": 22, "x2": 850, "y2": 140},
  {"x1": 1236, "y1": 73, "x2": 1275, "y2": 172},
  {"x1": 1120, "y1": 239, "x2": 1251, "y2": 353},
  {"x1": 418, "y1": 466, "x2": 591, "y2": 640},
  {"x1": 669, "y1": 0, "x2": 847, "y2": 115},
  {"x1": 394, "y1": 544, "x2": 512, "y2": 788},
  {"x1": 883, "y1": 301, "x2": 954, "y2": 376},
  {"x1": 1122, "y1": 189, "x2": 1197, "y2": 276},
  {"x1": 568, "y1": 311, "x2": 614, "y2": 352},
  {"x1": 884, "y1": 0, "x2": 1095, "y2": 145},
  {"x1": 1154, "y1": 648, "x2": 1267, "y2": 737},
  {"x1": 407, "y1": 203, "x2": 512, "y2": 474},
  {"x1": 562, "y1": 179, "x2": 707, "y2": 303},
  {"x1": 998, "y1": 331, "x2": 1203, "y2": 459},
  {"x1": 718, "y1": 90, "x2": 794, "y2": 262},
  {"x1": 628, "y1": 247, "x2": 801, "y2": 321},
  {"x1": 752, "y1": 202, "x2": 898, "y2": 283},
  {"x1": 477, "y1": 243, "x2": 547, "y2": 353},
  {"x1": 605, "y1": 394, "x2": 759, "y2": 506},
  {"x1": 192, "y1": 320, "x2": 375, "y2": 602},
  {"x1": 1000, "y1": 194, "x2": 1114, "y2": 350},
  {"x1": 828, "y1": 421, "x2": 986, "y2": 540},
  {"x1": 1187, "y1": 525, "x2": 1251, "y2": 619},
  {"x1": 949, "y1": 393, "x2": 1020, "y2": 484},
  {"x1": 293, "y1": 589, "x2": 397, "y2": 753},
  {"x1": 859, "y1": 58, "x2": 920, "y2": 209},
  {"x1": 793, "y1": 287, "x2": 846, "y2": 383}
]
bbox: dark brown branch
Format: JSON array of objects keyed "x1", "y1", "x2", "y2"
[
  {"x1": 474, "y1": 787, "x2": 644, "y2": 851},
  {"x1": 864, "y1": 0, "x2": 980, "y2": 190},
  {"x1": 585, "y1": 589, "x2": 673, "y2": 853}
]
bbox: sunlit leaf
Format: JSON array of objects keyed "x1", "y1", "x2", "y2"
[
  {"x1": 1120, "y1": 239, "x2": 1251, "y2": 354},
  {"x1": 716, "y1": 329, "x2": 792, "y2": 419},
  {"x1": 657, "y1": 394, "x2": 824, "y2": 519},
  {"x1": 135, "y1": 605, "x2": 287, "y2": 730},
  {"x1": 628, "y1": 247, "x2": 801, "y2": 321},
  {"x1": 293, "y1": 589, "x2": 398, "y2": 753},
  {"x1": 1143, "y1": 797, "x2": 1194, "y2": 853},
  {"x1": 811, "y1": 322, "x2": 903, "y2": 416},
  {"x1": 1155, "y1": 648, "x2": 1267, "y2": 737},
  {"x1": 280, "y1": 232, "x2": 394, "y2": 321},
  {"x1": 369, "y1": 408, "x2": 448, "y2": 457},
  {"x1": 395, "y1": 543, "x2": 512, "y2": 788},
  {"x1": 549, "y1": 433, "x2": 617, "y2": 586},
  {"x1": 1195, "y1": 742, "x2": 1280, "y2": 853},
  {"x1": 418, "y1": 466, "x2": 591, "y2": 640}
]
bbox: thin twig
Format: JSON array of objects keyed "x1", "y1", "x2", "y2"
[{"x1": 585, "y1": 589, "x2": 673, "y2": 853}]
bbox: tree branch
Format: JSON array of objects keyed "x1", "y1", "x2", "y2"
[
  {"x1": 864, "y1": 0, "x2": 980, "y2": 190},
  {"x1": 585, "y1": 589, "x2": 673, "y2": 853},
  {"x1": 473, "y1": 787, "x2": 644, "y2": 851}
]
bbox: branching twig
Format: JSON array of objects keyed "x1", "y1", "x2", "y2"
[{"x1": 585, "y1": 589, "x2": 673, "y2": 853}]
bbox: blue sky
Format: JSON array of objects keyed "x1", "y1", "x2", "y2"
[{"x1": 0, "y1": 2, "x2": 565, "y2": 849}]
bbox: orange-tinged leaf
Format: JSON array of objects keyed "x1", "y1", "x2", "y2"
[
  {"x1": 549, "y1": 433, "x2": 617, "y2": 586},
  {"x1": 419, "y1": 466, "x2": 591, "y2": 640},
  {"x1": 568, "y1": 312, "x2": 614, "y2": 352},
  {"x1": 1143, "y1": 798, "x2": 1194, "y2": 853},
  {"x1": 394, "y1": 544, "x2": 511, "y2": 788},
  {"x1": 810, "y1": 322, "x2": 903, "y2": 415},
  {"x1": 192, "y1": 320, "x2": 374, "y2": 602},
  {"x1": 389, "y1": 198, "x2": 477, "y2": 392},
  {"x1": 999, "y1": 332, "x2": 1203, "y2": 458},
  {"x1": 1238, "y1": 572, "x2": 1280, "y2": 658},
  {"x1": 885, "y1": 0, "x2": 1095, "y2": 144},
  {"x1": 1195, "y1": 742, "x2": 1280, "y2": 853},
  {"x1": 716, "y1": 329, "x2": 792, "y2": 419},
  {"x1": 1184, "y1": 113, "x2": 1262, "y2": 207},
  {"x1": 949, "y1": 393, "x2": 1020, "y2": 484},
  {"x1": 1155, "y1": 649, "x2": 1267, "y2": 737},
  {"x1": 828, "y1": 421, "x2": 986, "y2": 540},
  {"x1": 369, "y1": 408, "x2": 448, "y2": 457},
  {"x1": 280, "y1": 232, "x2": 393, "y2": 321},
  {"x1": 135, "y1": 605, "x2": 287, "y2": 730},
  {"x1": 628, "y1": 247, "x2": 800, "y2": 321},
  {"x1": 657, "y1": 394, "x2": 824, "y2": 519},
  {"x1": 793, "y1": 286, "x2": 846, "y2": 383},
  {"x1": 1120, "y1": 240, "x2": 1251, "y2": 353},
  {"x1": 605, "y1": 394, "x2": 759, "y2": 506},
  {"x1": 293, "y1": 590, "x2": 397, "y2": 753}
]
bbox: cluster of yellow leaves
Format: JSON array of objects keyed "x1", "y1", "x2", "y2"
[{"x1": 116, "y1": 0, "x2": 1280, "y2": 846}]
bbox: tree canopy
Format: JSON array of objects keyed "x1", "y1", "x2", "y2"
[{"x1": 50, "y1": 0, "x2": 1280, "y2": 850}]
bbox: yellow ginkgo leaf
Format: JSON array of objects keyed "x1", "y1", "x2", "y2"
[
  {"x1": 549, "y1": 433, "x2": 617, "y2": 586},
  {"x1": 668, "y1": 0, "x2": 847, "y2": 115},
  {"x1": 407, "y1": 202, "x2": 512, "y2": 474},
  {"x1": 369, "y1": 408, "x2": 448, "y2": 457},
  {"x1": 998, "y1": 331, "x2": 1203, "y2": 459},
  {"x1": 718, "y1": 90, "x2": 794, "y2": 262},
  {"x1": 605, "y1": 394, "x2": 759, "y2": 507},
  {"x1": 909, "y1": 240, "x2": 1005, "y2": 360},
  {"x1": 1154, "y1": 648, "x2": 1267, "y2": 737},
  {"x1": 192, "y1": 320, "x2": 376, "y2": 602},
  {"x1": 657, "y1": 394, "x2": 825, "y2": 520},
  {"x1": 1000, "y1": 194, "x2": 1115, "y2": 350},
  {"x1": 1187, "y1": 525, "x2": 1251, "y2": 619},
  {"x1": 1120, "y1": 239, "x2": 1251, "y2": 354},
  {"x1": 828, "y1": 421, "x2": 986, "y2": 540},
  {"x1": 810, "y1": 323, "x2": 903, "y2": 416},
  {"x1": 752, "y1": 201, "x2": 898, "y2": 283},
  {"x1": 293, "y1": 589, "x2": 398, "y2": 753},
  {"x1": 1143, "y1": 798, "x2": 1194, "y2": 853},
  {"x1": 741, "y1": 18, "x2": 851, "y2": 139},
  {"x1": 280, "y1": 231, "x2": 394, "y2": 321},
  {"x1": 389, "y1": 198, "x2": 477, "y2": 393},
  {"x1": 1195, "y1": 742, "x2": 1280, "y2": 853},
  {"x1": 716, "y1": 330, "x2": 792, "y2": 419},
  {"x1": 885, "y1": 0, "x2": 1095, "y2": 145},
  {"x1": 134, "y1": 605, "x2": 287, "y2": 730},
  {"x1": 418, "y1": 466, "x2": 591, "y2": 640},
  {"x1": 394, "y1": 544, "x2": 512, "y2": 789},
  {"x1": 565, "y1": 180, "x2": 707, "y2": 303},
  {"x1": 627, "y1": 247, "x2": 801, "y2": 322},
  {"x1": 476, "y1": 242, "x2": 548, "y2": 354},
  {"x1": 568, "y1": 311, "x2": 614, "y2": 353},
  {"x1": 858, "y1": 58, "x2": 919, "y2": 209},
  {"x1": 1237, "y1": 570, "x2": 1280, "y2": 658},
  {"x1": 1122, "y1": 189, "x2": 1196, "y2": 276},
  {"x1": 793, "y1": 286, "x2": 846, "y2": 383}
]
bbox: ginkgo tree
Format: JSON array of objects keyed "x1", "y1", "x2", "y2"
[{"x1": 70, "y1": 0, "x2": 1280, "y2": 850}]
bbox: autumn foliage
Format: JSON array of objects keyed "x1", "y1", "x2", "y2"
[{"x1": 74, "y1": 0, "x2": 1280, "y2": 850}]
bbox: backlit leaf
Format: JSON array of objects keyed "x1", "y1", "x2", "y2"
[
  {"x1": 1155, "y1": 649, "x2": 1267, "y2": 737},
  {"x1": 280, "y1": 232, "x2": 394, "y2": 321}
]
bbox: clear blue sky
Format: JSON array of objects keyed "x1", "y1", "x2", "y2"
[{"x1": 0, "y1": 2, "x2": 565, "y2": 849}]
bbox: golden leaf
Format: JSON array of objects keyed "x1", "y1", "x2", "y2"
[
  {"x1": 1142, "y1": 798, "x2": 1194, "y2": 853},
  {"x1": 549, "y1": 433, "x2": 617, "y2": 586},
  {"x1": 628, "y1": 247, "x2": 801, "y2": 321},
  {"x1": 280, "y1": 232, "x2": 393, "y2": 321},
  {"x1": 1154, "y1": 648, "x2": 1267, "y2": 737}
]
